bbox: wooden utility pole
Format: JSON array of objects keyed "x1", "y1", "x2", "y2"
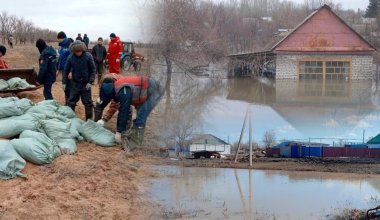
[{"x1": 234, "y1": 108, "x2": 249, "y2": 162}]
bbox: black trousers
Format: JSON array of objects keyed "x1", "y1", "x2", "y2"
[{"x1": 68, "y1": 82, "x2": 93, "y2": 108}]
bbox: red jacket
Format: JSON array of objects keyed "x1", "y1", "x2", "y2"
[
  {"x1": 107, "y1": 36, "x2": 123, "y2": 73},
  {"x1": 0, "y1": 57, "x2": 9, "y2": 69}
]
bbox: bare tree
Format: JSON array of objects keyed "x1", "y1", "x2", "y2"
[
  {"x1": 0, "y1": 10, "x2": 57, "y2": 45},
  {"x1": 263, "y1": 130, "x2": 276, "y2": 148}
]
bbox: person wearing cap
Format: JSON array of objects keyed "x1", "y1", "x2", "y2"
[
  {"x1": 0, "y1": 45, "x2": 9, "y2": 69},
  {"x1": 57, "y1": 31, "x2": 72, "y2": 105},
  {"x1": 94, "y1": 74, "x2": 164, "y2": 149},
  {"x1": 35, "y1": 39, "x2": 58, "y2": 100},
  {"x1": 63, "y1": 40, "x2": 96, "y2": 120},
  {"x1": 107, "y1": 33, "x2": 123, "y2": 74}
]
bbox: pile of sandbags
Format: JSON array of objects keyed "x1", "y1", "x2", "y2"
[
  {"x1": 0, "y1": 77, "x2": 35, "y2": 91},
  {"x1": 0, "y1": 97, "x2": 117, "y2": 180}
]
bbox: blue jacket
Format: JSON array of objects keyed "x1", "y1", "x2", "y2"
[
  {"x1": 58, "y1": 38, "x2": 71, "y2": 70},
  {"x1": 37, "y1": 46, "x2": 57, "y2": 85},
  {"x1": 97, "y1": 85, "x2": 132, "y2": 133},
  {"x1": 63, "y1": 51, "x2": 96, "y2": 85}
]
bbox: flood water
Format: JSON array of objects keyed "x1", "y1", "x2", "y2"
[
  {"x1": 159, "y1": 68, "x2": 380, "y2": 145},
  {"x1": 148, "y1": 166, "x2": 380, "y2": 219}
]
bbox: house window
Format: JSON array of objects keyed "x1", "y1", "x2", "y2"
[
  {"x1": 325, "y1": 61, "x2": 350, "y2": 80},
  {"x1": 299, "y1": 61, "x2": 323, "y2": 79},
  {"x1": 298, "y1": 60, "x2": 351, "y2": 80}
]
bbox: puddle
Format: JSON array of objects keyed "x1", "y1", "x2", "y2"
[{"x1": 148, "y1": 166, "x2": 380, "y2": 219}]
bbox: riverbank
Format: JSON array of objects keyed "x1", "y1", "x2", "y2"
[{"x1": 148, "y1": 156, "x2": 380, "y2": 175}]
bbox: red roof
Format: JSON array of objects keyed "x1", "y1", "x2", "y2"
[{"x1": 273, "y1": 5, "x2": 375, "y2": 54}]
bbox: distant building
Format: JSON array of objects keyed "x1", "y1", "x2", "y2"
[
  {"x1": 189, "y1": 134, "x2": 231, "y2": 155},
  {"x1": 228, "y1": 5, "x2": 376, "y2": 80},
  {"x1": 367, "y1": 134, "x2": 380, "y2": 148}
]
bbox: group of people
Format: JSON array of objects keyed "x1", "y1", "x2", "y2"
[{"x1": 33, "y1": 31, "x2": 163, "y2": 150}]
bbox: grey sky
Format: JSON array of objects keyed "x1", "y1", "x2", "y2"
[
  {"x1": 1, "y1": 0, "x2": 151, "y2": 42},
  {"x1": 1, "y1": 0, "x2": 369, "y2": 42}
]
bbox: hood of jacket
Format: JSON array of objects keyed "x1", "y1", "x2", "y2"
[
  {"x1": 59, "y1": 38, "x2": 71, "y2": 48},
  {"x1": 41, "y1": 46, "x2": 57, "y2": 57}
]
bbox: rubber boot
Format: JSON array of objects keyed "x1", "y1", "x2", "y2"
[
  {"x1": 85, "y1": 106, "x2": 93, "y2": 121},
  {"x1": 93, "y1": 106, "x2": 103, "y2": 122},
  {"x1": 65, "y1": 96, "x2": 69, "y2": 106}
]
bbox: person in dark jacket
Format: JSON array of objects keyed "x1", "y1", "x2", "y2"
[
  {"x1": 63, "y1": 40, "x2": 96, "y2": 120},
  {"x1": 57, "y1": 31, "x2": 72, "y2": 105},
  {"x1": 95, "y1": 75, "x2": 164, "y2": 150},
  {"x1": 91, "y1": 37, "x2": 107, "y2": 83},
  {"x1": 35, "y1": 39, "x2": 57, "y2": 100},
  {"x1": 76, "y1": 33, "x2": 83, "y2": 42},
  {"x1": 83, "y1": 34, "x2": 89, "y2": 48}
]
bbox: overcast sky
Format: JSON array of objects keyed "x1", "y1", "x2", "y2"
[{"x1": 1, "y1": 0, "x2": 370, "y2": 43}]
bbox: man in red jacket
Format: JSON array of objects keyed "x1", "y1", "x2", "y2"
[
  {"x1": 0, "y1": 45, "x2": 9, "y2": 69},
  {"x1": 107, "y1": 33, "x2": 123, "y2": 74}
]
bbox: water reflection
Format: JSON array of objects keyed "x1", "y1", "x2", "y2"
[
  {"x1": 148, "y1": 166, "x2": 380, "y2": 220},
  {"x1": 153, "y1": 62, "x2": 380, "y2": 145}
]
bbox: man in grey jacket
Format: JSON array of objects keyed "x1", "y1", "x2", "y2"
[{"x1": 63, "y1": 40, "x2": 96, "y2": 120}]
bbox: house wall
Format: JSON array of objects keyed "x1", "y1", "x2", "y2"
[
  {"x1": 276, "y1": 54, "x2": 373, "y2": 80},
  {"x1": 190, "y1": 144, "x2": 231, "y2": 155}
]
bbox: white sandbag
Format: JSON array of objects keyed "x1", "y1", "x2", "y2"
[
  {"x1": 41, "y1": 118, "x2": 74, "y2": 140},
  {"x1": 79, "y1": 120, "x2": 116, "y2": 147},
  {"x1": 7, "y1": 77, "x2": 31, "y2": 89},
  {"x1": 0, "y1": 140, "x2": 26, "y2": 180},
  {"x1": 0, "y1": 79, "x2": 8, "y2": 90},
  {"x1": 56, "y1": 139, "x2": 77, "y2": 154},
  {"x1": 19, "y1": 130, "x2": 61, "y2": 158}
]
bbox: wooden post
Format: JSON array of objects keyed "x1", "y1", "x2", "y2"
[{"x1": 234, "y1": 108, "x2": 249, "y2": 163}]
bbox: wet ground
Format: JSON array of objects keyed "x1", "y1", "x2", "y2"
[{"x1": 148, "y1": 165, "x2": 380, "y2": 220}]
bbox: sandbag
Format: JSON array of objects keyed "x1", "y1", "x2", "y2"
[
  {"x1": 0, "y1": 98, "x2": 33, "y2": 119},
  {"x1": 70, "y1": 118, "x2": 84, "y2": 140},
  {"x1": 26, "y1": 100, "x2": 59, "y2": 116},
  {"x1": 57, "y1": 106, "x2": 76, "y2": 119},
  {"x1": 41, "y1": 119, "x2": 77, "y2": 154},
  {"x1": 0, "y1": 97, "x2": 19, "y2": 103},
  {"x1": 0, "y1": 140, "x2": 26, "y2": 180},
  {"x1": 19, "y1": 130, "x2": 61, "y2": 158},
  {"x1": 7, "y1": 77, "x2": 31, "y2": 89},
  {"x1": 79, "y1": 120, "x2": 116, "y2": 147},
  {"x1": 0, "y1": 79, "x2": 8, "y2": 90},
  {"x1": 0, "y1": 114, "x2": 43, "y2": 138},
  {"x1": 10, "y1": 138, "x2": 57, "y2": 165},
  {"x1": 56, "y1": 139, "x2": 77, "y2": 154},
  {"x1": 41, "y1": 118, "x2": 74, "y2": 140}
]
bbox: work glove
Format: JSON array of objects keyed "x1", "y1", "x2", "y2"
[
  {"x1": 62, "y1": 84, "x2": 66, "y2": 91},
  {"x1": 85, "y1": 83, "x2": 92, "y2": 90},
  {"x1": 97, "y1": 119, "x2": 105, "y2": 126},
  {"x1": 116, "y1": 58, "x2": 120, "y2": 63},
  {"x1": 115, "y1": 132, "x2": 122, "y2": 144}
]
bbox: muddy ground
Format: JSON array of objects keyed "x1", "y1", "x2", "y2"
[{"x1": 1, "y1": 43, "x2": 380, "y2": 219}]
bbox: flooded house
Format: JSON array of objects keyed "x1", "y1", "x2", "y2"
[{"x1": 229, "y1": 5, "x2": 376, "y2": 80}]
